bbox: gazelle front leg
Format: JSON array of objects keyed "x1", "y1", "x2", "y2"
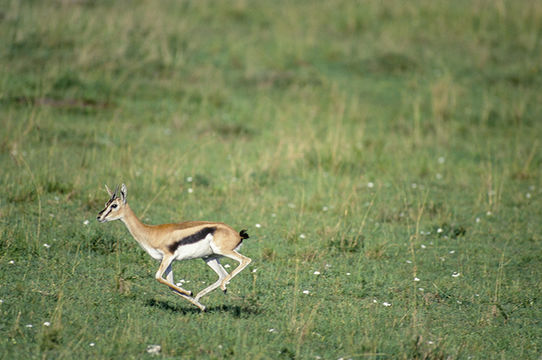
[
  {"x1": 164, "y1": 262, "x2": 194, "y2": 297},
  {"x1": 156, "y1": 256, "x2": 205, "y2": 311}
]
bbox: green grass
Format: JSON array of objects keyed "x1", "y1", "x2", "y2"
[{"x1": 1, "y1": 0, "x2": 541, "y2": 358}]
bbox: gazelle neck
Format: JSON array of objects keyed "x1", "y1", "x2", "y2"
[{"x1": 120, "y1": 203, "x2": 151, "y2": 244}]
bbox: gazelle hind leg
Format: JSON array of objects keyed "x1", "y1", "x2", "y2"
[
  {"x1": 217, "y1": 250, "x2": 251, "y2": 292},
  {"x1": 195, "y1": 257, "x2": 228, "y2": 302}
]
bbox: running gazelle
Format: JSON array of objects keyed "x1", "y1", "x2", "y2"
[{"x1": 96, "y1": 184, "x2": 251, "y2": 311}]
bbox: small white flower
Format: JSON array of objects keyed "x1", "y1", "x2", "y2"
[
  {"x1": 406, "y1": 260, "x2": 412, "y2": 264},
  {"x1": 322, "y1": 206, "x2": 329, "y2": 212},
  {"x1": 224, "y1": 264, "x2": 231, "y2": 268},
  {"x1": 255, "y1": 223, "x2": 261, "y2": 228},
  {"x1": 43, "y1": 322, "x2": 51, "y2": 327},
  {"x1": 271, "y1": 213, "x2": 277, "y2": 217},
  {"x1": 346, "y1": 272, "x2": 351, "y2": 276},
  {"x1": 486, "y1": 211, "x2": 492, "y2": 216},
  {"x1": 187, "y1": 188, "x2": 193, "y2": 194},
  {"x1": 9, "y1": 260, "x2": 15, "y2": 264},
  {"x1": 437, "y1": 228, "x2": 443, "y2": 234},
  {"x1": 372, "y1": 299, "x2": 378, "y2": 303},
  {"x1": 418, "y1": 288, "x2": 424, "y2": 291},
  {"x1": 428, "y1": 340, "x2": 435, "y2": 345},
  {"x1": 252, "y1": 268, "x2": 258, "y2": 273},
  {"x1": 414, "y1": 277, "x2": 420, "y2": 282},
  {"x1": 299, "y1": 234, "x2": 306, "y2": 239},
  {"x1": 49, "y1": 214, "x2": 55, "y2": 218},
  {"x1": 83, "y1": 220, "x2": 90, "y2": 225},
  {"x1": 436, "y1": 173, "x2": 443, "y2": 180},
  {"x1": 288, "y1": 203, "x2": 295, "y2": 208},
  {"x1": 382, "y1": 302, "x2": 392, "y2": 307},
  {"x1": 25, "y1": 324, "x2": 33, "y2": 328},
  {"x1": 456, "y1": 300, "x2": 462, "y2": 304},
  {"x1": 43, "y1": 243, "x2": 51, "y2": 248},
  {"x1": 0, "y1": 300, "x2": 3, "y2": 304},
  {"x1": 420, "y1": 244, "x2": 426, "y2": 249},
  {"x1": 313, "y1": 271, "x2": 320, "y2": 275},
  {"x1": 302, "y1": 290, "x2": 310, "y2": 295},
  {"x1": 452, "y1": 272, "x2": 460, "y2": 278},
  {"x1": 438, "y1": 156, "x2": 445, "y2": 164},
  {"x1": 367, "y1": 182, "x2": 374, "y2": 188},
  {"x1": 411, "y1": 183, "x2": 417, "y2": 189},
  {"x1": 268, "y1": 328, "x2": 277, "y2": 333},
  {"x1": 440, "y1": 257, "x2": 445, "y2": 261},
  {"x1": 476, "y1": 217, "x2": 481, "y2": 223},
  {"x1": 325, "y1": 264, "x2": 331, "y2": 269},
  {"x1": 526, "y1": 193, "x2": 531, "y2": 199},
  {"x1": 449, "y1": 250, "x2": 455, "y2": 254},
  {"x1": 186, "y1": 176, "x2": 193, "y2": 182},
  {"x1": 146, "y1": 345, "x2": 161, "y2": 355}
]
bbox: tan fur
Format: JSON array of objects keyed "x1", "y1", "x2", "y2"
[{"x1": 97, "y1": 184, "x2": 251, "y2": 311}]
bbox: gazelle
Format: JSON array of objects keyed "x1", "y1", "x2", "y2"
[{"x1": 96, "y1": 184, "x2": 251, "y2": 311}]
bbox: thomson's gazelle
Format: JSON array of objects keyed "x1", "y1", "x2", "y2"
[{"x1": 96, "y1": 184, "x2": 251, "y2": 311}]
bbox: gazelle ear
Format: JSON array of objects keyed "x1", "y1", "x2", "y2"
[
  {"x1": 120, "y1": 183, "x2": 128, "y2": 203},
  {"x1": 105, "y1": 184, "x2": 114, "y2": 197}
]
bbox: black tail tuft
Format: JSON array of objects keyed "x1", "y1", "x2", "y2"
[{"x1": 239, "y1": 229, "x2": 249, "y2": 240}]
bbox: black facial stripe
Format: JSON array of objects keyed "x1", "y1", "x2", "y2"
[
  {"x1": 102, "y1": 207, "x2": 113, "y2": 219},
  {"x1": 168, "y1": 227, "x2": 217, "y2": 253}
]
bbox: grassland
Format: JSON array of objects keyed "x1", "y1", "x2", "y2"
[{"x1": 1, "y1": 0, "x2": 541, "y2": 358}]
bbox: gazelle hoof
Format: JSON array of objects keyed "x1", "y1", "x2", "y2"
[{"x1": 222, "y1": 288, "x2": 227, "y2": 294}]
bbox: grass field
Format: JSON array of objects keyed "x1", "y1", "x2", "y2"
[{"x1": 1, "y1": 0, "x2": 542, "y2": 358}]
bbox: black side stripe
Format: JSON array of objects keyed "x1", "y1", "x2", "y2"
[{"x1": 168, "y1": 227, "x2": 217, "y2": 253}]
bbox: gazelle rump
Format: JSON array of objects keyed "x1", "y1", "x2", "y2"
[{"x1": 96, "y1": 184, "x2": 251, "y2": 311}]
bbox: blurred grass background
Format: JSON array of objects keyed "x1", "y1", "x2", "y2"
[{"x1": 1, "y1": 0, "x2": 541, "y2": 358}]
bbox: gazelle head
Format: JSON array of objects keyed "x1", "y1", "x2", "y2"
[{"x1": 97, "y1": 184, "x2": 128, "y2": 223}]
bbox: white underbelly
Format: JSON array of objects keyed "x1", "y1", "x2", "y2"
[
  {"x1": 174, "y1": 235, "x2": 214, "y2": 260},
  {"x1": 140, "y1": 243, "x2": 164, "y2": 260}
]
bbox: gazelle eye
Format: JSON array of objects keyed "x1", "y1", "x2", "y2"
[{"x1": 111, "y1": 204, "x2": 118, "y2": 209}]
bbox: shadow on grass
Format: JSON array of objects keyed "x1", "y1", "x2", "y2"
[{"x1": 144, "y1": 298, "x2": 262, "y2": 317}]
